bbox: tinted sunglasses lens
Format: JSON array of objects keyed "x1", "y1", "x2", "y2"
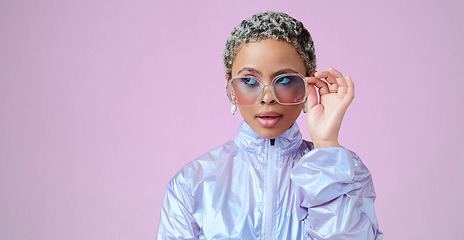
[
  {"x1": 230, "y1": 77, "x2": 262, "y2": 106},
  {"x1": 274, "y1": 75, "x2": 306, "y2": 103}
]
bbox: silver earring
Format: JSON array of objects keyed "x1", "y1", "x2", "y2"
[
  {"x1": 303, "y1": 102, "x2": 307, "y2": 113},
  {"x1": 231, "y1": 104, "x2": 237, "y2": 115}
]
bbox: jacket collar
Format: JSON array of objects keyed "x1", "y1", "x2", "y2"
[{"x1": 234, "y1": 121, "x2": 303, "y2": 156}]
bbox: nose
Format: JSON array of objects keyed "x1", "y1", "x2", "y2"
[{"x1": 260, "y1": 85, "x2": 276, "y2": 104}]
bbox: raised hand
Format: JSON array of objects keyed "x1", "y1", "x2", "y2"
[{"x1": 305, "y1": 67, "x2": 355, "y2": 148}]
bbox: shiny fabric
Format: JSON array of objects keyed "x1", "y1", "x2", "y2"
[{"x1": 157, "y1": 122, "x2": 383, "y2": 239}]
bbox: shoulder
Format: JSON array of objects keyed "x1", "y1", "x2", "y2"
[{"x1": 168, "y1": 140, "x2": 239, "y2": 190}]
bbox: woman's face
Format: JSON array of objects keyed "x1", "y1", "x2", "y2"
[{"x1": 229, "y1": 38, "x2": 307, "y2": 139}]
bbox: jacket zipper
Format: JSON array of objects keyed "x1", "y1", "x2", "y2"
[{"x1": 265, "y1": 139, "x2": 276, "y2": 239}]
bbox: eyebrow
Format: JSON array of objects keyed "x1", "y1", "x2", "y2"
[
  {"x1": 272, "y1": 68, "x2": 300, "y2": 77},
  {"x1": 237, "y1": 67, "x2": 300, "y2": 78},
  {"x1": 237, "y1": 67, "x2": 262, "y2": 76}
]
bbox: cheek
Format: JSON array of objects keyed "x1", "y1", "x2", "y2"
[
  {"x1": 233, "y1": 91, "x2": 260, "y2": 106},
  {"x1": 283, "y1": 105, "x2": 303, "y2": 120},
  {"x1": 237, "y1": 106, "x2": 254, "y2": 118}
]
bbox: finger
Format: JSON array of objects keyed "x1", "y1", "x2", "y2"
[
  {"x1": 315, "y1": 70, "x2": 339, "y2": 93},
  {"x1": 314, "y1": 70, "x2": 328, "y2": 78},
  {"x1": 313, "y1": 77, "x2": 330, "y2": 95},
  {"x1": 345, "y1": 75, "x2": 355, "y2": 99},
  {"x1": 305, "y1": 78, "x2": 318, "y2": 108},
  {"x1": 328, "y1": 66, "x2": 348, "y2": 94}
]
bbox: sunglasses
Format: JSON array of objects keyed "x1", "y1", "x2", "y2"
[{"x1": 227, "y1": 73, "x2": 308, "y2": 107}]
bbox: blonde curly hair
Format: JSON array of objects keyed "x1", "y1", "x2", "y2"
[{"x1": 223, "y1": 11, "x2": 316, "y2": 78}]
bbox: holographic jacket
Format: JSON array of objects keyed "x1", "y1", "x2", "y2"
[{"x1": 157, "y1": 122, "x2": 383, "y2": 239}]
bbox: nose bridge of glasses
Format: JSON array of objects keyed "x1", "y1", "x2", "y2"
[{"x1": 260, "y1": 83, "x2": 277, "y2": 103}]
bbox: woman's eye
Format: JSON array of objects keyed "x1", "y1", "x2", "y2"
[
  {"x1": 276, "y1": 77, "x2": 292, "y2": 84},
  {"x1": 276, "y1": 76, "x2": 292, "y2": 84},
  {"x1": 242, "y1": 77, "x2": 257, "y2": 85}
]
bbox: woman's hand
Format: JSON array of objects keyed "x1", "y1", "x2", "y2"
[{"x1": 305, "y1": 67, "x2": 355, "y2": 148}]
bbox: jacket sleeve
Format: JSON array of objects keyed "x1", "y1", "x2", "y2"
[
  {"x1": 291, "y1": 147, "x2": 383, "y2": 239},
  {"x1": 157, "y1": 174, "x2": 200, "y2": 240}
]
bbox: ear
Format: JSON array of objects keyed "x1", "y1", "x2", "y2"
[
  {"x1": 225, "y1": 74, "x2": 230, "y2": 91},
  {"x1": 225, "y1": 74, "x2": 236, "y2": 100}
]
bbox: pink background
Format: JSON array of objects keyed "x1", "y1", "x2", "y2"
[{"x1": 1, "y1": 0, "x2": 463, "y2": 239}]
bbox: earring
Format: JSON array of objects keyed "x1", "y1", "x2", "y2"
[
  {"x1": 303, "y1": 102, "x2": 307, "y2": 113},
  {"x1": 231, "y1": 104, "x2": 237, "y2": 115}
]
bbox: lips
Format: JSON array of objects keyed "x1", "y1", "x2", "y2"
[{"x1": 256, "y1": 112, "x2": 282, "y2": 128}]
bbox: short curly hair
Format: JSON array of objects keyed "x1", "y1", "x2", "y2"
[{"x1": 223, "y1": 11, "x2": 316, "y2": 78}]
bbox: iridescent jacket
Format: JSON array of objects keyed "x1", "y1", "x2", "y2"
[{"x1": 157, "y1": 122, "x2": 383, "y2": 239}]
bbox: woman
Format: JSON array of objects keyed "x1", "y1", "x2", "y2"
[{"x1": 157, "y1": 11, "x2": 382, "y2": 239}]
